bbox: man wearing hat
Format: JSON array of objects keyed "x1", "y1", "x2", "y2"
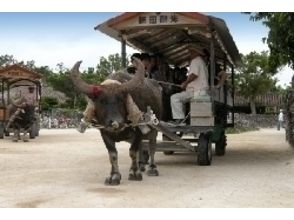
[{"x1": 170, "y1": 48, "x2": 209, "y2": 125}]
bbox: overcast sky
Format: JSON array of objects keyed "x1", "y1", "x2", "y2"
[{"x1": 0, "y1": 12, "x2": 292, "y2": 87}]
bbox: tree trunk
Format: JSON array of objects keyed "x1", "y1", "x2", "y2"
[
  {"x1": 249, "y1": 98, "x2": 256, "y2": 115},
  {"x1": 73, "y1": 94, "x2": 76, "y2": 109}
]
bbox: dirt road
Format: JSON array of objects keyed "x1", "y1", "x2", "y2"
[{"x1": 0, "y1": 128, "x2": 293, "y2": 207}]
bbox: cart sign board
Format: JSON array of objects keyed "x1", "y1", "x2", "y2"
[
  {"x1": 0, "y1": 64, "x2": 42, "y2": 81},
  {"x1": 109, "y1": 12, "x2": 209, "y2": 30}
]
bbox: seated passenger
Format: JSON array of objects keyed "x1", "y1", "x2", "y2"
[
  {"x1": 149, "y1": 55, "x2": 161, "y2": 80},
  {"x1": 214, "y1": 64, "x2": 228, "y2": 89},
  {"x1": 128, "y1": 53, "x2": 151, "y2": 78},
  {"x1": 127, "y1": 53, "x2": 142, "y2": 74},
  {"x1": 203, "y1": 49, "x2": 228, "y2": 90},
  {"x1": 170, "y1": 48, "x2": 209, "y2": 125},
  {"x1": 140, "y1": 53, "x2": 152, "y2": 78}
]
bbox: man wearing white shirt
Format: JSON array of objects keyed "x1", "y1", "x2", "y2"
[
  {"x1": 170, "y1": 48, "x2": 209, "y2": 125},
  {"x1": 277, "y1": 109, "x2": 284, "y2": 130}
]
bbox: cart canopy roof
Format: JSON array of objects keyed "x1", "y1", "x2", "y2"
[
  {"x1": 0, "y1": 64, "x2": 42, "y2": 84},
  {"x1": 95, "y1": 12, "x2": 241, "y2": 67}
]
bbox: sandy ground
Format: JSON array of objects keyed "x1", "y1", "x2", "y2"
[{"x1": 0, "y1": 128, "x2": 293, "y2": 208}]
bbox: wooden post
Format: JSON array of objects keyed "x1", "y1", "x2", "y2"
[
  {"x1": 224, "y1": 60, "x2": 227, "y2": 105},
  {"x1": 121, "y1": 37, "x2": 127, "y2": 68},
  {"x1": 1, "y1": 79, "x2": 4, "y2": 106},
  {"x1": 231, "y1": 65, "x2": 235, "y2": 126},
  {"x1": 209, "y1": 38, "x2": 215, "y2": 88}
]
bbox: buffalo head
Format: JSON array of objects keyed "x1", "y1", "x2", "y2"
[{"x1": 70, "y1": 58, "x2": 145, "y2": 131}]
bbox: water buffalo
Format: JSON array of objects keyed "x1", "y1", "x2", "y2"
[
  {"x1": 7, "y1": 103, "x2": 36, "y2": 142},
  {"x1": 70, "y1": 58, "x2": 162, "y2": 185}
]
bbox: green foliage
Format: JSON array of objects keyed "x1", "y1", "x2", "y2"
[
  {"x1": 33, "y1": 66, "x2": 52, "y2": 78},
  {"x1": 96, "y1": 53, "x2": 128, "y2": 76},
  {"x1": 0, "y1": 55, "x2": 16, "y2": 66},
  {"x1": 40, "y1": 96, "x2": 58, "y2": 111},
  {"x1": 44, "y1": 53, "x2": 126, "y2": 109},
  {"x1": 0, "y1": 53, "x2": 128, "y2": 110},
  {"x1": 248, "y1": 13, "x2": 294, "y2": 70},
  {"x1": 236, "y1": 51, "x2": 277, "y2": 98},
  {"x1": 235, "y1": 51, "x2": 278, "y2": 114}
]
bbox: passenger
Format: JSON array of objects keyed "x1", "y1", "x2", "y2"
[
  {"x1": 149, "y1": 55, "x2": 161, "y2": 80},
  {"x1": 170, "y1": 48, "x2": 209, "y2": 125},
  {"x1": 127, "y1": 53, "x2": 142, "y2": 74},
  {"x1": 140, "y1": 53, "x2": 152, "y2": 78},
  {"x1": 127, "y1": 53, "x2": 151, "y2": 78},
  {"x1": 166, "y1": 66, "x2": 175, "y2": 84},
  {"x1": 202, "y1": 49, "x2": 228, "y2": 89},
  {"x1": 214, "y1": 63, "x2": 228, "y2": 89},
  {"x1": 173, "y1": 66, "x2": 181, "y2": 84},
  {"x1": 179, "y1": 67, "x2": 188, "y2": 84}
]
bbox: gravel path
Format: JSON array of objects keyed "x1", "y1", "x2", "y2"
[{"x1": 0, "y1": 128, "x2": 293, "y2": 207}]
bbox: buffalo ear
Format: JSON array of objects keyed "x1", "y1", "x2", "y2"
[{"x1": 85, "y1": 86, "x2": 104, "y2": 100}]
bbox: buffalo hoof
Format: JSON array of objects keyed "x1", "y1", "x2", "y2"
[
  {"x1": 23, "y1": 135, "x2": 29, "y2": 142},
  {"x1": 104, "y1": 173, "x2": 121, "y2": 186},
  {"x1": 139, "y1": 164, "x2": 146, "y2": 172},
  {"x1": 128, "y1": 172, "x2": 143, "y2": 181},
  {"x1": 147, "y1": 168, "x2": 159, "y2": 176}
]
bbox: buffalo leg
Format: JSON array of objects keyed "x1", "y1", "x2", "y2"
[
  {"x1": 128, "y1": 132, "x2": 143, "y2": 181},
  {"x1": 12, "y1": 128, "x2": 19, "y2": 142},
  {"x1": 22, "y1": 129, "x2": 29, "y2": 142},
  {"x1": 147, "y1": 131, "x2": 159, "y2": 176},
  {"x1": 139, "y1": 148, "x2": 149, "y2": 172},
  {"x1": 101, "y1": 133, "x2": 121, "y2": 186}
]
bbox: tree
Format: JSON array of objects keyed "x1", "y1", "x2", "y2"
[
  {"x1": 247, "y1": 13, "x2": 294, "y2": 70},
  {"x1": 235, "y1": 51, "x2": 278, "y2": 114},
  {"x1": 0, "y1": 53, "x2": 128, "y2": 110},
  {"x1": 49, "y1": 53, "x2": 129, "y2": 109},
  {"x1": 96, "y1": 53, "x2": 128, "y2": 76},
  {"x1": 0, "y1": 55, "x2": 16, "y2": 66},
  {"x1": 34, "y1": 65, "x2": 52, "y2": 78},
  {"x1": 56, "y1": 62, "x2": 67, "y2": 74},
  {"x1": 25, "y1": 60, "x2": 36, "y2": 68},
  {"x1": 40, "y1": 97, "x2": 59, "y2": 111}
]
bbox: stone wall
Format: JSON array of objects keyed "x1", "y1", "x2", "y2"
[{"x1": 234, "y1": 113, "x2": 278, "y2": 129}]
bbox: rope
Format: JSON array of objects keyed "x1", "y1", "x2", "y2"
[
  {"x1": 91, "y1": 121, "x2": 151, "y2": 130},
  {"x1": 156, "y1": 80, "x2": 217, "y2": 91},
  {"x1": 156, "y1": 80, "x2": 182, "y2": 88},
  {"x1": 91, "y1": 111, "x2": 160, "y2": 130}
]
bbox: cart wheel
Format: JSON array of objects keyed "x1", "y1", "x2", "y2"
[
  {"x1": 29, "y1": 123, "x2": 36, "y2": 139},
  {"x1": 0, "y1": 123, "x2": 4, "y2": 139},
  {"x1": 163, "y1": 151, "x2": 174, "y2": 155},
  {"x1": 215, "y1": 132, "x2": 227, "y2": 156},
  {"x1": 197, "y1": 133, "x2": 212, "y2": 166}
]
